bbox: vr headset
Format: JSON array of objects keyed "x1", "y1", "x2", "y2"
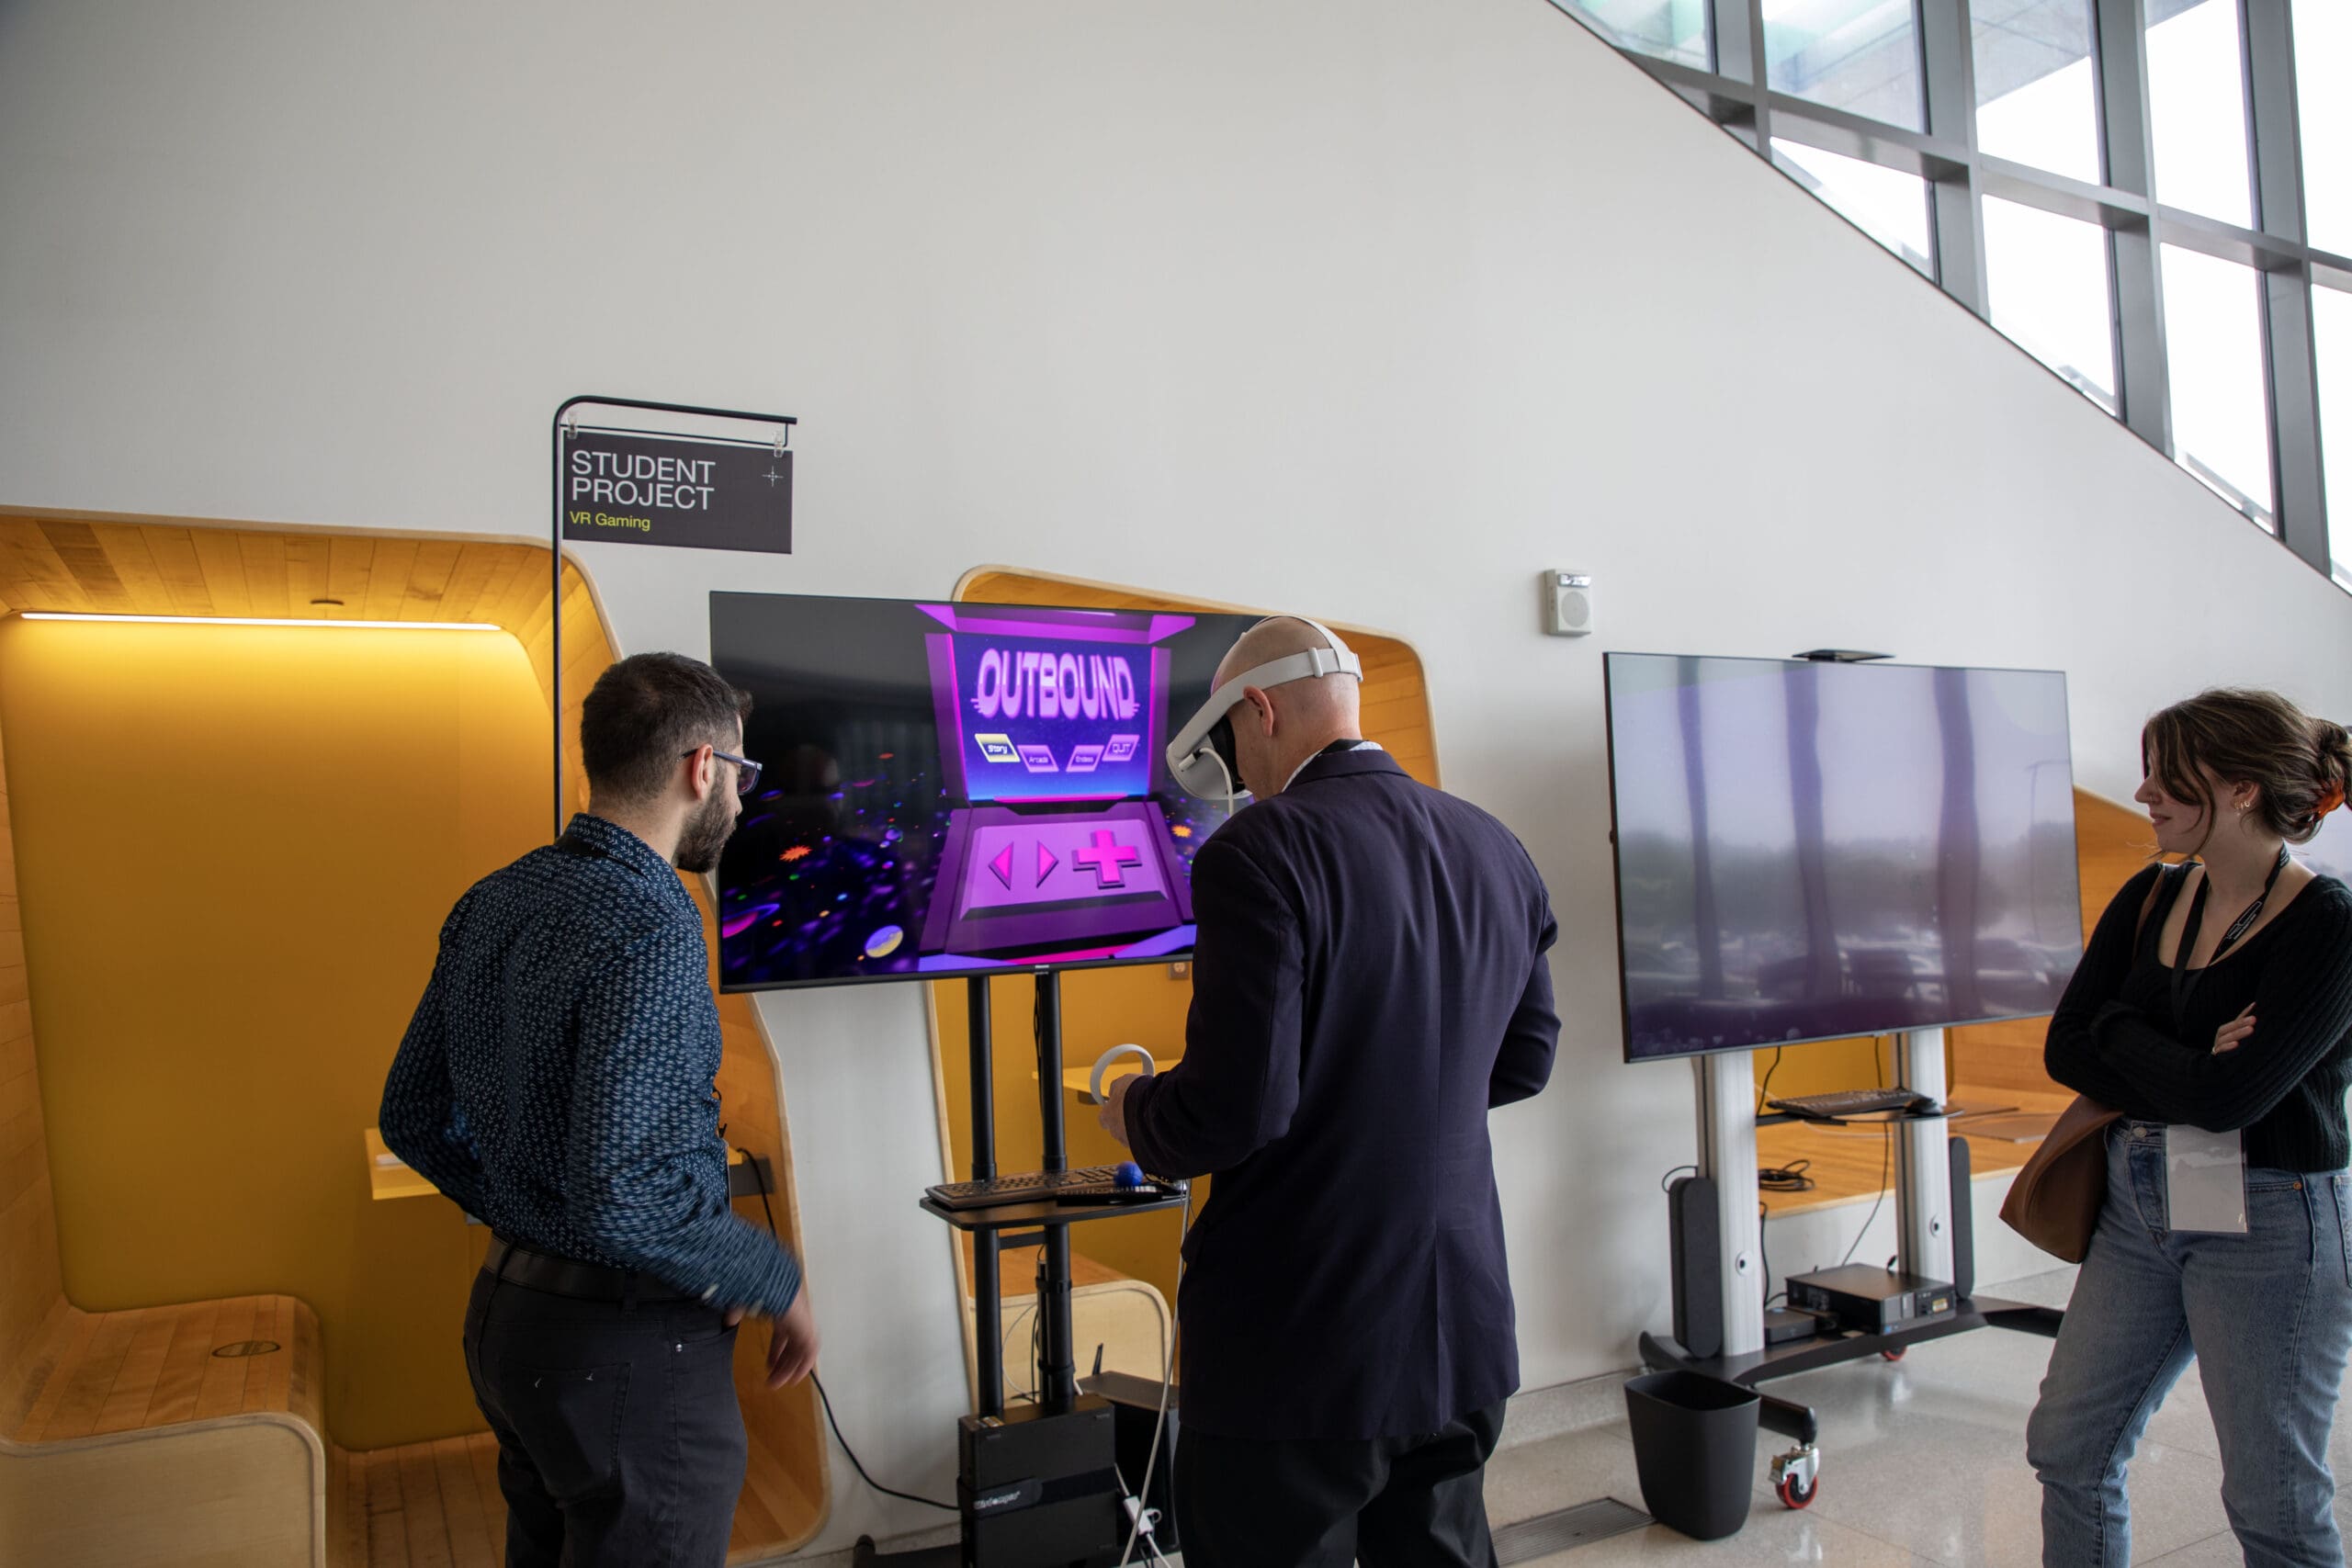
[{"x1": 1165, "y1": 616, "x2": 1363, "y2": 800}]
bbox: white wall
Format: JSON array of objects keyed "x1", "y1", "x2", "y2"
[{"x1": 4, "y1": 0, "x2": 2346, "y2": 1552}]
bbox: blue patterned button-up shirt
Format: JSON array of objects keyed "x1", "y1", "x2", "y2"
[{"x1": 380, "y1": 813, "x2": 801, "y2": 1315}]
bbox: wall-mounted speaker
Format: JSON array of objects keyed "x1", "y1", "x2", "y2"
[{"x1": 1543, "y1": 570, "x2": 1593, "y2": 637}]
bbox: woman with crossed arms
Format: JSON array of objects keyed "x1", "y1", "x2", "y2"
[{"x1": 2031, "y1": 688, "x2": 2352, "y2": 1567}]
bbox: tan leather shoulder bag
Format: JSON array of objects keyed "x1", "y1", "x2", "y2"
[{"x1": 1997, "y1": 867, "x2": 2176, "y2": 1263}]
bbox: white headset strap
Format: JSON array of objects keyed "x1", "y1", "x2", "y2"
[{"x1": 1166, "y1": 620, "x2": 1364, "y2": 763}]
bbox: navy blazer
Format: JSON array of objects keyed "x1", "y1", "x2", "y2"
[{"x1": 1122, "y1": 747, "x2": 1559, "y2": 1440}]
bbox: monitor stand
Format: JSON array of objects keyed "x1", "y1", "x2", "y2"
[
  {"x1": 861, "y1": 970, "x2": 1135, "y2": 1566},
  {"x1": 1644, "y1": 1032, "x2": 2064, "y2": 1511}
]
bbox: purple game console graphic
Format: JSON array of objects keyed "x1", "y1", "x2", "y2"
[
  {"x1": 920, "y1": 604, "x2": 1194, "y2": 804},
  {"x1": 891, "y1": 604, "x2": 1209, "y2": 962},
  {"x1": 918, "y1": 799, "x2": 1196, "y2": 957}
]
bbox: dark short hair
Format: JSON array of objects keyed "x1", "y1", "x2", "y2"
[
  {"x1": 2143, "y1": 688, "x2": 2352, "y2": 848},
  {"x1": 580, "y1": 652, "x2": 752, "y2": 806}
]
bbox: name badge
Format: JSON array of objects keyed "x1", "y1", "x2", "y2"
[{"x1": 2165, "y1": 1124, "x2": 2250, "y2": 1234}]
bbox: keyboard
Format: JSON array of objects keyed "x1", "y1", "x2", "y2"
[
  {"x1": 926, "y1": 1166, "x2": 1187, "y2": 1211},
  {"x1": 1768, "y1": 1088, "x2": 1939, "y2": 1122}
]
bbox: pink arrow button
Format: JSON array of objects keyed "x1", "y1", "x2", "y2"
[
  {"x1": 1036, "y1": 841, "x2": 1059, "y2": 885},
  {"x1": 987, "y1": 843, "x2": 1014, "y2": 889}
]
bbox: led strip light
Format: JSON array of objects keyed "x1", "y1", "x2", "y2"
[{"x1": 19, "y1": 613, "x2": 501, "y2": 631}]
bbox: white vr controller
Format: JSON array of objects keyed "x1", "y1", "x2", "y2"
[{"x1": 1090, "y1": 1043, "x2": 1159, "y2": 1104}]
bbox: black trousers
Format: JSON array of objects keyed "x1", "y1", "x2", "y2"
[
  {"x1": 1173, "y1": 1401, "x2": 1507, "y2": 1568},
  {"x1": 461, "y1": 1264, "x2": 746, "y2": 1568}
]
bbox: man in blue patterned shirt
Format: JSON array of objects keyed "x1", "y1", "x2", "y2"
[{"x1": 382, "y1": 650, "x2": 815, "y2": 1568}]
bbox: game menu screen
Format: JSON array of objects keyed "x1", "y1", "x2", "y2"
[{"x1": 710, "y1": 592, "x2": 1254, "y2": 990}]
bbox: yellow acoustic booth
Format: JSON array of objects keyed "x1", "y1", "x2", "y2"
[
  {"x1": 925, "y1": 567, "x2": 1440, "y2": 1402},
  {"x1": 0, "y1": 515, "x2": 823, "y2": 1566}
]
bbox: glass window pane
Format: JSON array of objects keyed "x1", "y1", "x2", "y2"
[
  {"x1": 2147, "y1": 0, "x2": 2254, "y2": 228},
  {"x1": 2296, "y1": 0, "x2": 2350, "y2": 259},
  {"x1": 2161, "y1": 243, "x2": 2274, "y2": 525},
  {"x1": 1558, "y1": 0, "x2": 1711, "y2": 71},
  {"x1": 2317, "y1": 286, "x2": 2352, "y2": 583},
  {"x1": 1771, "y1": 140, "x2": 1936, "y2": 276},
  {"x1": 1983, "y1": 197, "x2": 2119, "y2": 412},
  {"x1": 1765, "y1": 0, "x2": 1925, "y2": 131},
  {"x1": 1973, "y1": 0, "x2": 2102, "y2": 186}
]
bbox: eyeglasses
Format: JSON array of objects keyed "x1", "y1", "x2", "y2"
[{"x1": 686, "y1": 746, "x2": 763, "y2": 796}]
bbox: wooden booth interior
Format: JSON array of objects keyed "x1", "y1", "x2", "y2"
[
  {"x1": 0, "y1": 514, "x2": 824, "y2": 1567},
  {"x1": 925, "y1": 568, "x2": 1441, "y2": 1403}
]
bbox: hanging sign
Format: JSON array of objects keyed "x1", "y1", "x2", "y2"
[{"x1": 560, "y1": 426, "x2": 793, "y2": 555}]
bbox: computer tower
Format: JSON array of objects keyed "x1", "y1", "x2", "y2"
[{"x1": 956, "y1": 1396, "x2": 1122, "y2": 1567}]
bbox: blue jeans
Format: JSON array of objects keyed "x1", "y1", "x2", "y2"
[{"x1": 2027, "y1": 1122, "x2": 2352, "y2": 1567}]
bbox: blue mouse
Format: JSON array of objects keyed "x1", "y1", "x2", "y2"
[{"x1": 1113, "y1": 1161, "x2": 1146, "y2": 1189}]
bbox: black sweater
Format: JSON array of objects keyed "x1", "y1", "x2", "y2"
[{"x1": 2045, "y1": 862, "x2": 2352, "y2": 1172}]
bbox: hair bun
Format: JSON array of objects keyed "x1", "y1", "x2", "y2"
[
  {"x1": 2313, "y1": 719, "x2": 2352, "y2": 819},
  {"x1": 2316, "y1": 718, "x2": 2352, "y2": 770}
]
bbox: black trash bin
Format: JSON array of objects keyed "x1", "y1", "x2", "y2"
[{"x1": 1623, "y1": 1370, "x2": 1759, "y2": 1540}]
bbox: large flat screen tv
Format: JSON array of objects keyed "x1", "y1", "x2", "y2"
[
  {"x1": 1604, "y1": 653, "x2": 2085, "y2": 1061},
  {"x1": 710, "y1": 592, "x2": 1257, "y2": 991}
]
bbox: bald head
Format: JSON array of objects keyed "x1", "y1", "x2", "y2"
[
  {"x1": 1216, "y1": 616, "x2": 1335, "y2": 685},
  {"x1": 1214, "y1": 616, "x2": 1363, "y2": 797}
]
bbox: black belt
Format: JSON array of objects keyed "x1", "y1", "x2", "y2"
[{"x1": 484, "y1": 1235, "x2": 695, "y2": 1304}]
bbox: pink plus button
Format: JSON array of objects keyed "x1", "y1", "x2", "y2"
[{"x1": 1071, "y1": 829, "x2": 1143, "y2": 888}]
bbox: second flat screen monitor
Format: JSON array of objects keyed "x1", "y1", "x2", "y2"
[
  {"x1": 1605, "y1": 653, "x2": 2085, "y2": 1061},
  {"x1": 711, "y1": 592, "x2": 1259, "y2": 991}
]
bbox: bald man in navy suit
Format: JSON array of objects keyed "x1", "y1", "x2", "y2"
[{"x1": 1102, "y1": 616, "x2": 1559, "y2": 1568}]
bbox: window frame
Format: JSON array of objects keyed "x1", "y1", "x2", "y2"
[{"x1": 1547, "y1": 0, "x2": 2348, "y2": 585}]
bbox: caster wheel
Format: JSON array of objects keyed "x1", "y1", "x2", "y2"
[
  {"x1": 1882, "y1": 1347, "x2": 1907, "y2": 1362},
  {"x1": 1770, "y1": 1445, "x2": 1821, "y2": 1511}
]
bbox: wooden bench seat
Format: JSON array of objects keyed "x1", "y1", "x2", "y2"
[
  {"x1": 13, "y1": 1294, "x2": 322, "y2": 1443},
  {"x1": 2, "y1": 1294, "x2": 330, "y2": 1568}
]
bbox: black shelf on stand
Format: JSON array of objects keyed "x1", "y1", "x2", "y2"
[{"x1": 919, "y1": 1195, "x2": 1191, "y2": 1232}]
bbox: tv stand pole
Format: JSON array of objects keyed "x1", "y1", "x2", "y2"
[
  {"x1": 865, "y1": 970, "x2": 1174, "y2": 1566},
  {"x1": 969, "y1": 975, "x2": 1003, "y2": 1418},
  {"x1": 959, "y1": 967, "x2": 1082, "y2": 1416},
  {"x1": 1033, "y1": 971, "x2": 1079, "y2": 1412},
  {"x1": 1695, "y1": 1051, "x2": 1764, "y2": 1357},
  {"x1": 1645, "y1": 1029, "x2": 2064, "y2": 1511},
  {"x1": 1893, "y1": 1029, "x2": 1955, "y2": 1282}
]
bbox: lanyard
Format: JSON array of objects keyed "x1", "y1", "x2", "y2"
[{"x1": 2169, "y1": 846, "x2": 2290, "y2": 1025}]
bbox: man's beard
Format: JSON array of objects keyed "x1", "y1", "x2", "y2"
[{"x1": 673, "y1": 790, "x2": 736, "y2": 874}]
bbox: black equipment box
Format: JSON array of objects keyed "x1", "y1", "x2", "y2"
[
  {"x1": 956, "y1": 1395, "x2": 1122, "y2": 1566},
  {"x1": 1787, "y1": 1266, "x2": 1955, "y2": 1334}
]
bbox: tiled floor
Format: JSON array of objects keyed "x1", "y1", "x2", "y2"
[{"x1": 1483, "y1": 1267, "x2": 2350, "y2": 1565}]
